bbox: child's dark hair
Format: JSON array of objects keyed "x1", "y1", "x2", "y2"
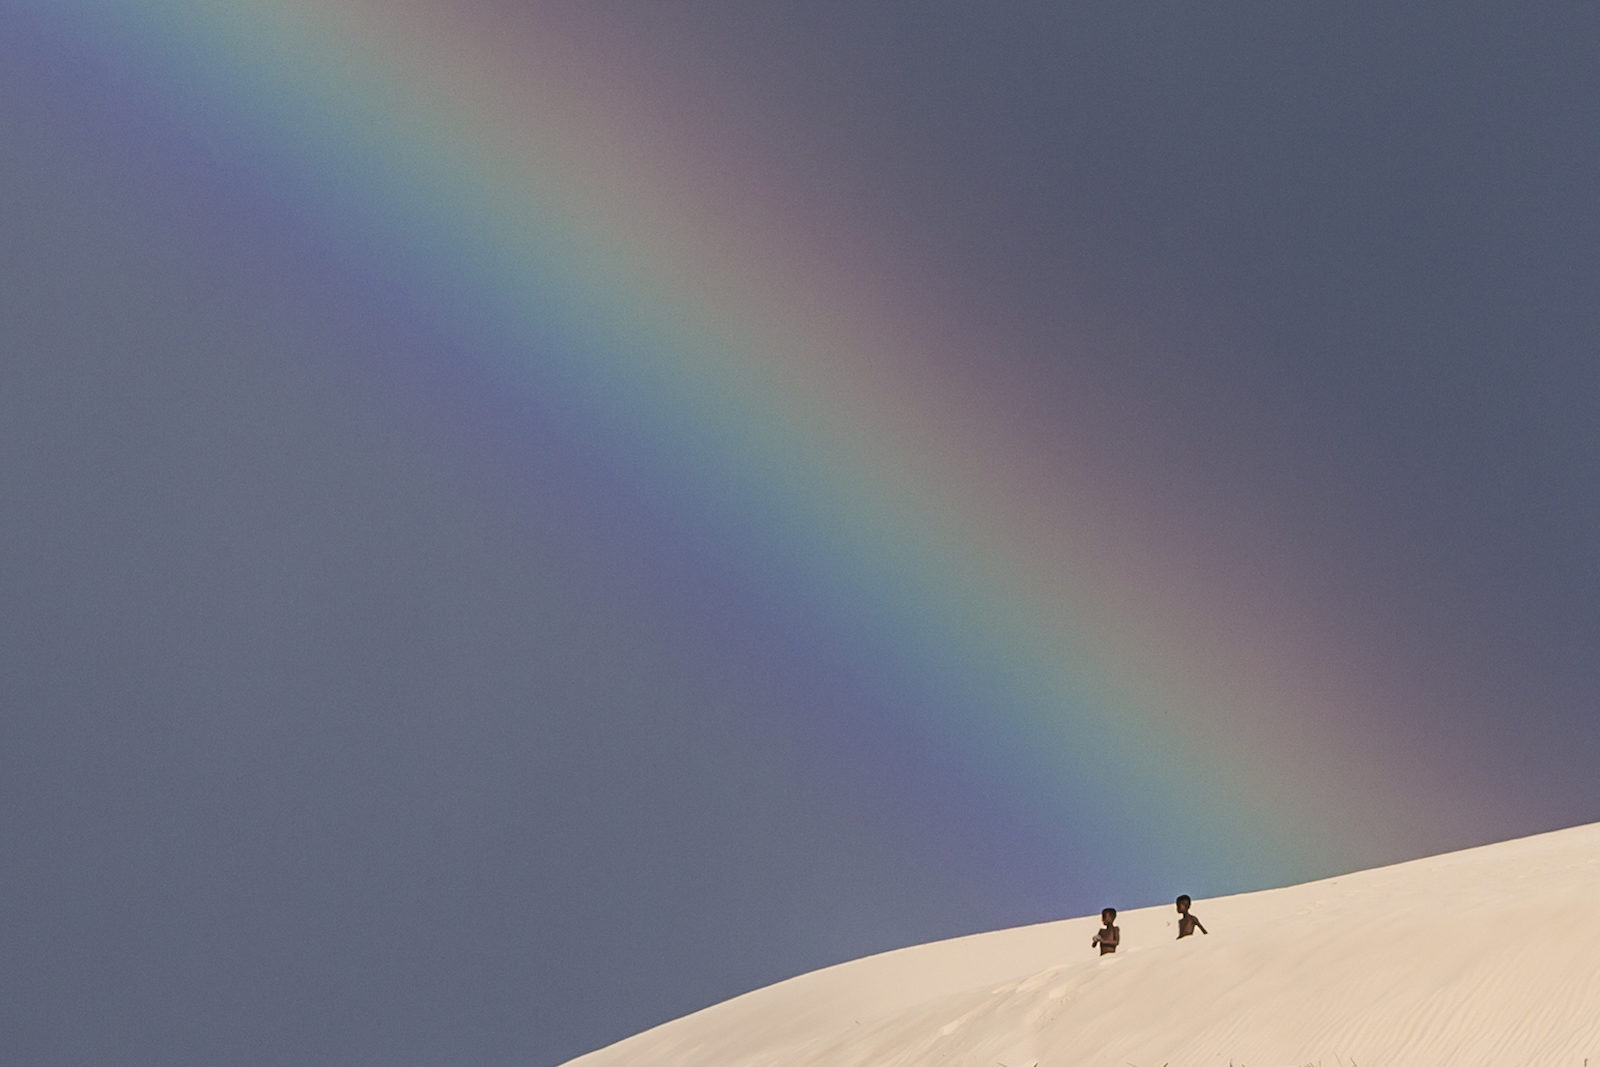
[
  {"x1": 1176, "y1": 894, "x2": 1191, "y2": 908},
  {"x1": 1101, "y1": 907, "x2": 1117, "y2": 920}
]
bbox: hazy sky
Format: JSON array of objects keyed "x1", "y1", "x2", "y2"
[{"x1": 4, "y1": 4, "x2": 1599, "y2": 1065}]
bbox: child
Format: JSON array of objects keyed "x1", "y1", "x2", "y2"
[
  {"x1": 1091, "y1": 907, "x2": 1120, "y2": 955},
  {"x1": 1175, "y1": 894, "x2": 1208, "y2": 938}
]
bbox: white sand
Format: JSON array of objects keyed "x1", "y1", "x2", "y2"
[{"x1": 563, "y1": 822, "x2": 1600, "y2": 1066}]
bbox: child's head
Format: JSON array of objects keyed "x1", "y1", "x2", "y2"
[
  {"x1": 1175, "y1": 894, "x2": 1191, "y2": 913},
  {"x1": 1100, "y1": 907, "x2": 1117, "y2": 924}
]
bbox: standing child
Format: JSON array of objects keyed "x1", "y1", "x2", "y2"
[
  {"x1": 1091, "y1": 908, "x2": 1120, "y2": 955},
  {"x1": 1175, "y1": 894, "x2": 1208, "y2": 938}
]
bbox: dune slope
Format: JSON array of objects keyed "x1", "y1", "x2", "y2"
[{"x1": 565, "y1": 823, "x2": 1600, "y2": 1066}]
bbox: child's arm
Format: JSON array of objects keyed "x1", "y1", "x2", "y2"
[{"x1": 1193, "y1": 915, "x2": 1208, "y2": 935}]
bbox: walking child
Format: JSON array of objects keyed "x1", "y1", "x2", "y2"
[
  {"x1": 1175, "y1": 894, "x2": 1208, "y2": 938},
  {"x1": 1091, "y1": 908, "x2": 1120, "y2": 955}
]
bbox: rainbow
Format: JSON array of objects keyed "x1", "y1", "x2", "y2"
[{"x1": 13, "y1": 0, "x2": 1489, "y2": 901}]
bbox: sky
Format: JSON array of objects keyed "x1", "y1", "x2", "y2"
[{"x1": 2, "y1": 2, "x2": 1598, "y2": 1065}]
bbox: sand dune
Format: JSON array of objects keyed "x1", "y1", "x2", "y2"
[{"x1": 564, "y1": 823, "x2": 1600, "y2": 1066}]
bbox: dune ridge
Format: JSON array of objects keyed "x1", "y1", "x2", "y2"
[{"x1": 565, "y1": 822, "x2": 1600, "y2": 1066}]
